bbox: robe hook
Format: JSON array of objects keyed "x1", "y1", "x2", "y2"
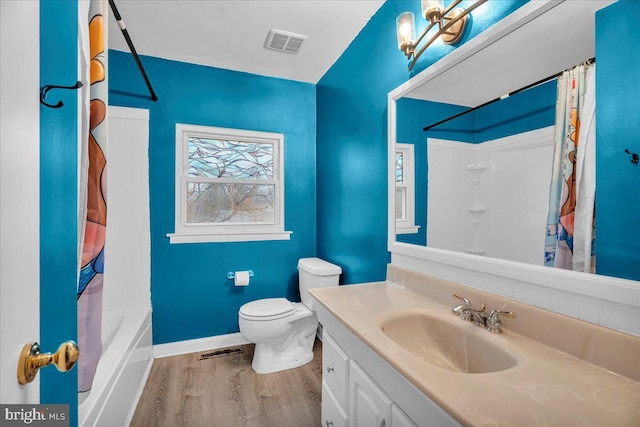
[
  {"x1": 624, "y1": 149, "x2": 639, "y2": 166},
  {"x1": 40, "y1": 81, "x2": 83, "y2": 108}
]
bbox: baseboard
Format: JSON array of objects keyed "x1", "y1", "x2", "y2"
[{"x1": 153, "y1": 332, "x2": 251, "y2": 359}]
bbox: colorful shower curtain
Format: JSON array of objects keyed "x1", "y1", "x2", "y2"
[
  {"x1": 78, "y1": 0, "x2": 108, "y2": 393},
  {"x1": 544, "y1": 63, "x2": 596, "y2": 272}
]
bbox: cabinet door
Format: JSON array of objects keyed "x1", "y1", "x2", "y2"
[
  {"x1": 323, "y1": 332, "x2": 350, "y2": 409},
  {"x1": 322, "y1": 380, "x2": 348, "y2": 427},
  {"x1": 392, "y1": 404, "x2": 418, "y2": 427},
  {"x1": 349, "y1": 360, "x2": 392, "y2": 427}
]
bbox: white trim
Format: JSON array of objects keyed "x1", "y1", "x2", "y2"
[
  {"x1": 395, "y1": 143, "x2": 420, "y2": 235},
  {"x1": 153, "y1": 332, "x2": 250, "y2": 358},
  {"x1": 167, "y1": 230, "x2": 292, "y2": 244},
  {"x1": 172, "y1": 123, "x2": 290, "y2": 243}
]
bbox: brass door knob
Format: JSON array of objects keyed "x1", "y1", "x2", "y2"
[{"x1": 17, "y1": 341, "x2": 79, "y2": 385}]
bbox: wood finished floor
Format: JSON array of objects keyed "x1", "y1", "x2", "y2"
[{"x1": 130, "y1": 341, "x2": 322, "y2": 427}]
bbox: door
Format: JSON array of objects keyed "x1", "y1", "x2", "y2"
[
  {"x1": 0, "y1": 0, "x2": 41, "y2": 405},
  {"x1": 1, "y1": 1, "x2": 80, "y2": 424}
]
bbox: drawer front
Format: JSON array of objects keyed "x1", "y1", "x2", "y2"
[
  {"x1": 322, "y1": 380, "x2": 348, "y2": 427},
  {"x1": 323, "y1": 333, "x2": 350, "y2": 408}
]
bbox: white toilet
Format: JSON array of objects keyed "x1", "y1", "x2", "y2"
[{"x1": 238, "y1": 257, "x2": 341, "y2": 374}]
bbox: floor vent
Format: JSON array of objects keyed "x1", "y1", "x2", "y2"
[
  {"x1": 199, "y1": 347, "x2": 243, "y2": 360},
  {"x1": 264, "y1": 29, "x2": 307, "y2": 54}
]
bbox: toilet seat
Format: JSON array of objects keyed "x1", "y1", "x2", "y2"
[{"x1": 239, "y1": 298, "x2": 296, "y2": 321}]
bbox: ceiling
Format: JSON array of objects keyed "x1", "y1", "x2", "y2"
[
  {"x1": 406, "y1": 0, "x2": 615, "y2": 106},
  {"x1": 107, "y1": 0, "x2": 384, "y2": 84}
]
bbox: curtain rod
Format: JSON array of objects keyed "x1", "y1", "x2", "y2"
[
  {"x1": 422, "y1": 57, "x2": 595, "y2": 132},
  {"x1": 108, "y1": 0, "x2": 158, "y2": 101}
]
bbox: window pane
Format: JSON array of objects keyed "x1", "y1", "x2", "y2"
[
  {"x1": 188, "y1": 137, "x2": 273, "y2": 179},
  {"x1": 396, "y1": 152, "x2": 404, "y2": 183},
  {"x1": 187, "y1": 182, "x2": 275, "y2": 224},
  {"x1": 396, "y1": 187, "x2": 406, "y2": 220}
]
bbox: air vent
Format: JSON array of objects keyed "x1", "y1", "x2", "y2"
[{"x1": 264, "y1": 29, "x2": 307, "y2": 54}]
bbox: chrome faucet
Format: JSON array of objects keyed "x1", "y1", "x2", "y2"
[
  {"x1": 452, "y1": 293, "x2": 517, "y2": 332},
  {"x1": 451, "y1": 293, "x2": 488, "y2": 327}
]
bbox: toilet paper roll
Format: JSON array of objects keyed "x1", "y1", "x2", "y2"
[{"x1": 234, "y1": 271, "x2": 250, "y2": 287}]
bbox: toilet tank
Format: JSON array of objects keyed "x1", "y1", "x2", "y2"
[{"x1": 298, "y1": 257, "x2": 341, "y2": 311}]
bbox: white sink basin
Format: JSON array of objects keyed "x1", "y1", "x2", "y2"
[{"x1": 377, "y1": 309, "x2": 518, "y2": 374}]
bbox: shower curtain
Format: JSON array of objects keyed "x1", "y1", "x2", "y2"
[
  {"x1": 544, "y1": 63, "x2": 596, "y2": 272},
  {"x1": 78, "y1": 0, "x2": 108, "y2": 393}
]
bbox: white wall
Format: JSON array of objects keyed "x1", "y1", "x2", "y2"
[
  {"x1": 427, "y1": 127, "x2": 554, "y2": 265},
  {"x1": 102, "y1": 107, "x2": 151, "y2": 313}
]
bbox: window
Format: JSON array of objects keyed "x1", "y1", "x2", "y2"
[
  {"x1": 396, "y1": 143, "x2": 419, "y2": 234},
  {"x1": 168, "y1": 124, "x2": 291, "y2": 243}
]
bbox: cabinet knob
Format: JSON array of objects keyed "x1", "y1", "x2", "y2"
[
  {"x1": 379, "y1": 418, "x2": 386, "y2": 427},
  {"x1": 326, "y1": 421, "x2": 334, "y2": 427},
  {"x1": 326, "y1": 366, "x2": 334, "y2": 373}
]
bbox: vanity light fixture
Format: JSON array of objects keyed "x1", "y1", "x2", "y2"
[{"x1": 397, "y1": 0, "x2": 488, "y2": 71}]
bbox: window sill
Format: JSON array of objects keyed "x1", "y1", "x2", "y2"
[
  {"x1": 396, "y1": 225, "x2": 420, "y2": 235},
  {"x1": 167, "y1": 231, "x2": 292, "y2": 244}
]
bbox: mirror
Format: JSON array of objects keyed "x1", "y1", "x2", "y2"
[{"x1": 389, "y1": 1, "x2": 618, "y2": 276}]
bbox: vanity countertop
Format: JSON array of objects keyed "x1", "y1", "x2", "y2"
[{"x1": 310, "y1": 277, "x2": 640, "y2": 426}]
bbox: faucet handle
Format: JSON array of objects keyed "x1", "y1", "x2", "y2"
[
  {"x1": 486, "y1": 309, "x2": 516, "y2": 333},
  {"x1": 453, "y1": 292, "x2": 470, "y2": 305}
]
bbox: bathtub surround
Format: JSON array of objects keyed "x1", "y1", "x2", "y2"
[
  {"x1": 77, "y1": 106, "x2": 153, "y2": 426},
  {"x1": 109, "y1": 51, "x2": 317, "y2": 345}
]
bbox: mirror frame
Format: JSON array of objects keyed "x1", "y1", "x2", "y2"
[{"x1": 387, "y1": 0, "x2": 639, "y2": 306}]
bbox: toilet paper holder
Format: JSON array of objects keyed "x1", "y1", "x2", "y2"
[{"x1": 227, "y1": 270, "x2": 254, "y2": 280}]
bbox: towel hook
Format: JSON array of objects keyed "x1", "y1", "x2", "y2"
[
  {"x1": 625, "y1": 149, "x2": 639, "y2": 166},
  {"x1": 40, "y1": 81, "x2": 83, "y2": 108}
]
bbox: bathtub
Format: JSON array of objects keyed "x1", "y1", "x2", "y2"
[{"x1": 78, "y1": 308, "x2": 152, "y2": 427}]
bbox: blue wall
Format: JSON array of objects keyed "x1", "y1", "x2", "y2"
[
  {"x1": 40, "y1": 0, "x2": 78, "y2": 423},
  {"x1": 109, "y1": 52, "x2": 317, "y2": 344},
  {"x1": 316, "y1": 0, "x2": 528, "y2": 284},
  {"x1": 474, "y1": 80, "x2": 556, "y2": 143},
  {"x1": 596, "y1": 0, "x2": 640, "y2": 281}
]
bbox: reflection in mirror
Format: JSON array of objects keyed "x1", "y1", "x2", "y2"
[{"x1": 392, "y1": 0, "x2": 618, "y2": 277}]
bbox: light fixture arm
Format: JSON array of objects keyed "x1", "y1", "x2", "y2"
[{"x1": 405, "y1": 0, "x2": 488, "y2": 71}]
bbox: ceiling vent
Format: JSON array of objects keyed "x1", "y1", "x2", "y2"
[{"x1": 264, "y1": 29, "x2": 307, "y2": 54}]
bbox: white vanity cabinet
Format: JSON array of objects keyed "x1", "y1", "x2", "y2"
[
  {"x1": 322, "y1": 333, "x2": 350, "y2": 427},
  {"x1": 318, "y1": 302, "x2": 461, "y2": 427}
]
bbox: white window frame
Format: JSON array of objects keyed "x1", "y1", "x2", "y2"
[
  {"x1": 167, "y1": 124, "x2": 291, "y2": 244},
  {"x1": 396, "y1": 143, "x2": 419, "y2": 234}
]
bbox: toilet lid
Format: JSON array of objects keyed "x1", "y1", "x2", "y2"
[{"x1": 239, "y1": 298, "x2": 295, "y2": 320}]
